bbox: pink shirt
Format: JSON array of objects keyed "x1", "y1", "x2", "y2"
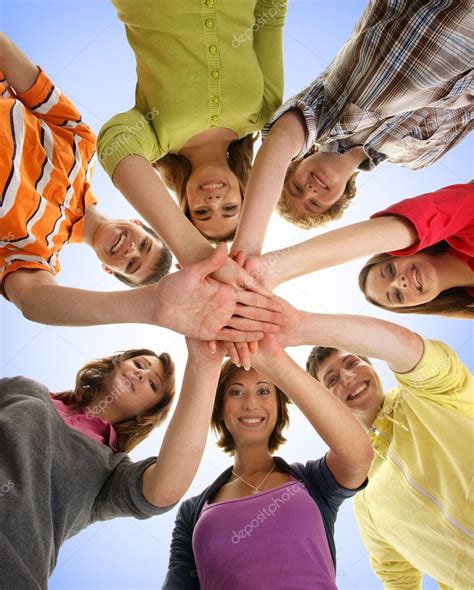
[{"x1": 50, "y1": 394, "x2": 118, "y2": 452}]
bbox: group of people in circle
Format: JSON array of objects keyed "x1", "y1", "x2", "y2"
[{"x1": 0, "y1": 0, "x2": 472, "y2": 588}]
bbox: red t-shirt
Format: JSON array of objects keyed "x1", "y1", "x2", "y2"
[{"x1": 372, "y1": 183, "x2": 474, "y2": 297}]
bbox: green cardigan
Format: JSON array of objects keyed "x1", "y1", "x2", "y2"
[{"x1": 97, "y1": 0, "x2": 287, "y2": 178}]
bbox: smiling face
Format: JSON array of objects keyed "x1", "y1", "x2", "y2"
[
  {"x1": 185, "y1": 164, "x2": 242, "y2": 240},
  {"x1": 221, "y1": 368, "x2": 279, "y2": 450},
  {"x1": 316, "y1": 351, "x2": 384, "y2": 421},
  {"x1": 93, "y1": 219, "x2": 165, "y2": 284},
  {"x1": 286, "y1": 152, "x2": 353, "y2": 218},
  {"x1": 364, "y1": 253, "x2": 442, "y2": 308},
  {"x1": 101, "y1": 354, "x2": 166, "y2": 422}
]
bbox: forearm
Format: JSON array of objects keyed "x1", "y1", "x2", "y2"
[
  {"x1": 259, "y1": 354, "x2": 371, "y2": 465},
  {"x1": 0, "y1": 33, "x2": 39, "y2": 94},
  {"x1": 296, "y1": 312, "x2": 423, "y2": 373},
  {"x1": 269, "y1": 216, "x2": 418, "y2": 284},
  {"x1": 143, "y1": 357, "x2": 220, "y2": 506},
  {"x1": 13, "y1": 282, "x2": 154, "y2": 326},
  {"x1": 232, "y1": 110, "x2": 306, "y2": 256},
  {"x1": 112, "y1": 155, "x2": 214, "y2": 265}
]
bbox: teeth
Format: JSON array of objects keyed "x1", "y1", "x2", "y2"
[
  {"x1": 239, "y1": 418, "x2": 263, "y2": 424},
  {"x1": 111, "y1": 232, "x2": 126, "y2": 254},
  {"x1": 412, "y1": 267, "x2": 422, "y2": 291},
  {"x1": 201, "y1": 182, "x2": 225, "y2": 190},
  {"x1": 349, "y1": 382, "x2": 367, "y2": 400}
]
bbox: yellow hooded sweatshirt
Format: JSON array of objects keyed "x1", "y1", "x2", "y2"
[{"x1": 354, "y1": 339, "x2": 473, "y2": 589}]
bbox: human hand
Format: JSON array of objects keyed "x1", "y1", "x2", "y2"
[
  {"x1": 230, "y1": 250, "x2": 284, "y2": 293},
  {"x1": 154, "y1": 243, "x2": 287, "y2": 342}
]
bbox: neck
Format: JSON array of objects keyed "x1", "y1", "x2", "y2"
[
  {"x1": 232, "y1": 444, "x2": 275, "y2": 477},
  {"x1": 82, "y1": 205, "x2": 108, "y2": 248},
  {"x1": 179, "y1": 128, "x2": 237, "y2": 170},
  {"x1": 344, "y1": 146, "x2": 367, "y2": 170},
  {"x1": 85, "y1": 395, "x2": 125, "y2": 425},
  {"x1": 437, "y1": 251, "x2": 474, "y2": 290}
]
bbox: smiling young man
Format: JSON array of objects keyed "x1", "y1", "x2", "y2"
[
  {"x1": 299, "y1": 312, "x2": 474, "y2": 588},
  {"x1": 0, "y1": 34, "x2": 172, "y2": 311}
]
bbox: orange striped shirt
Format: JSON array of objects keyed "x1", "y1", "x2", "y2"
[{"x1": 0, "y1": 68, "x2": 97, "y2": 292}]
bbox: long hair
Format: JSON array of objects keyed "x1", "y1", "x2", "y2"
[
  {"x1": 278, "y1": 145, "x2": 358, "y2": 229},
  {"x1": 359, "y1": 246, "x2": 474, "y2": 319},
  {"x1": 210, "y1": 360, "x2": 290, "y2": 455},
  {"x1": 153, "y1": 134, "x2": 257, "y2": 240},
  {"x1": 54, "y1": 349, "x2": 176, "y2": 453}
]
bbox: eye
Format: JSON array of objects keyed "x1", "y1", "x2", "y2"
[
  {"x1": 139, "y1": 239, "x2": 147, "y2": 251},
  {"x1": 347, "y1": 358, "x2": 359, "y2": 368},
  {"x1": 327, "y1": 376, "x2": 338, "y2": 388},
  {"x1": 195, "y1": 209, "x2": 209, "y2": 215},
  {"x1": 126, "y1": 259, "x2": 135, "y2": 272},
  {"x1": 293, "y1": 182, "x2": 302, "y2": 194},
  {"x1": 388, "y1": 262, "x2": 395, "y2": 276},
  {"x1": 309, "y1": 199, "x2": 320, "y2": 209},
  {"x1": 223, "y1": 205, "x2": 237, "y2": 212},
  {"x1": 258, "y1": 387, "x2": 271, "y2": 396},
  {"x1": 395, "y1": 289, "x2": 403, "y2": 303},
  {"x1": 229, "y1": 389, "x2": 243, "y2": 397},
  {"x1": 149, "y1": 380, "x2": 157, "y2": 392},
  {"x1": 133, "y1": 359, "x2": 143, "y2": 369}
]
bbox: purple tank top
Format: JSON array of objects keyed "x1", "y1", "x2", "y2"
[{"x1": 192, "y1": 479, "x2": 337, "y2": 589}]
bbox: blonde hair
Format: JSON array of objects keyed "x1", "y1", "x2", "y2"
[
  {"x1": 359, "y1": 251, "x2": 474, "y2": 319},
  {"x1": 54, "y1": 349, "x2": 176, "y2": 453},
  {"x1": 278, "y1": 146, "x2": 358, "y2": 229},
  {"x1": 153, "y1": 134, "x2": 257, "y2": 241},
  {"x1": 210, "y1": 360, "x2": 290, "y2": 455}
]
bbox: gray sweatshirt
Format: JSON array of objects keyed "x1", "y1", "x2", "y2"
[{"x1": 0, "y1": 376, "x2": 173, "y2": 589}]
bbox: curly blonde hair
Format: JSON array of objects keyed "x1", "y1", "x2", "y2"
[
  {"x1": 278, "y1": 146, "x2": 358, "y2": 229},
  {"x1": 54, "y1": 349, "x2": 176, "y2": 453},
  {"x1": 210, "y1": 360, "x2": 291, "y2": 455},
  {"x1": 153, "y1": 134, "x2": 257, "y2": 241}
]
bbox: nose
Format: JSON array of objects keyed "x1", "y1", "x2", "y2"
[
  {"x1": 340, "y1": 368, "x2": 356, "y2": 387},
  {"x1": 132, "y1": 367, "x2": 144, "y2": 382},
  {"x1": 243, "y1": 394, "x2": 259, "y2": 411},
  {"x1": 304, "y1": 182, "x2": 317, "y2": 197},
  {"x1": 390, "y1": 273, "x2": 408, "y2": 290},
  {"x1": 203, "y1": 192, "x2": 223, "y2": 203},
  {"x1": 124, "y1": 241, "x2": 139, "y2": 258}
]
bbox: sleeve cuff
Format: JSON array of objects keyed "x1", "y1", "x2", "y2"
[
  {"x1": 129, "y1": 457, "x2": 178, "y2": 518},
  {"x1": 16, "y1": 67, "x2": 53, "y2": 109},
  {"x1": 262, "y1": 99, "x2": 316, "y2": 158}
]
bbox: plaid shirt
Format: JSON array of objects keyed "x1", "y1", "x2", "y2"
[{"x1": 264, "y1": 0, "x2": 473, "y2": 170}]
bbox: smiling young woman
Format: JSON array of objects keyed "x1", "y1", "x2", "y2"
[{"x1": 164, "y1": 335, "x2": 373, "y2": 589}]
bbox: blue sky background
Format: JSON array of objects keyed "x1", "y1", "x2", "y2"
[{"x1": 1, "y1": 1, "x2": 472, "y2": 588}]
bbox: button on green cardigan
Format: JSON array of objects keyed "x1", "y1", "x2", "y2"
[{"x1": 97, "y1": 0, "x2": 287, "y2": 178}]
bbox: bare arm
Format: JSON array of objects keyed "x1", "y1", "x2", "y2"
[
  {"x1": 0, "y1": 32, "x2": 39, "y2": 94},
  {"x1": 290, "y1": 310, "x2": 424, "y2": 373},
  {"x1": 232, "y1": 109, "x2": 306, "y2": 256},
  {"x1": 253, "y1": 336, "x2": 373, "y2": 489},
  {"x1": 246, "y1": 215, "x2": 419, "y2": 289},
  {"x1": 142, "y1": 341, "x2": 224, "y2": 507}
]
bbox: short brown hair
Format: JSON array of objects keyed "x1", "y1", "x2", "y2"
[
  {"x1": 211, "y1": 360, "x2": 290, "y2": 455},
  {"x1": 306, "y1": 346, "x2": 371, "y2": 381},
  {"x1": 112, "y1": 225, "x2": 173, "y2": 288},
  {"x1": 278, "y1": 146, "x2": 358, "y2": 229},
  {"x1": 153, "y1": 134, "x2": 258, "y2": 241},
  {"x1": 359, "y1": 250, "x2": 474, "y2": 319},
  {"x1": 54, "y1": 348, "x2": 176, "y2": 453}
]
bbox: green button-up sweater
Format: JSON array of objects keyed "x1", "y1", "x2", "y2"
[{"x1": 97, "y1": 0, "x2": 287, "y2": 178}]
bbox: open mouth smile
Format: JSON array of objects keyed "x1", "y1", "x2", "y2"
[
  {"x1": 310, "y1": 172, "x2": 328, "y2": 190},
  {"x1": 346, "y1": 381, "x2": 368, "y2": 401},
  {"x1": 237, "y1": 416, "x2": 265, "y2": 427},
  {"x1": 111, "y1": 231, "x2": 127, "y2": 256},
  {"x1": 199, "y1": 181, "x2": 226, "y2": 191},
  {"x1": 411, "y1": 265, "x2": 423, "y2": 293}
]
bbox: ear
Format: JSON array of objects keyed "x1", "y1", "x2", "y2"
[
  {"x1": 131, "y1": 218, "x2": 144, "y2": 227},
  {"x1": 101, "y1": 264, "x2": 113, "y2": 275}
]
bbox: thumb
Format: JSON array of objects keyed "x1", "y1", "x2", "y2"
[{"x1": 195, "y1": 242, "x2": 228, "y2": 278}]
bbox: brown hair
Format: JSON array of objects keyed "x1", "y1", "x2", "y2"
[
  {"x1": 211, "y1": 360, "x2": 290, "y2": 455},
  {"x1": 359, "y1": 249, "x2": 474, "y2": 319},
  {"x1": 153, "y1": 134, "x2": 257, "y2": 241},
  {"x1": 54, "y1": 349, "x2": 176, "y2": 453},
  {"x1": 111, "y1": 225, "x2": 173, "y2": 287},
  {"x1": 278, "y1": 146, "x2": 358, "y2": 229},
  {"x1": 306, "y1": 347, "x2": 371, "y2": 380}
]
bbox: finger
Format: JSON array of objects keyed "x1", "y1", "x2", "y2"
[
  {"x1": 195, "y1": 242, "x2": 229, "y2": 279},
  {"x1": 237, "y1": 290, "x2": 283, "y2": 312},
  {"x1": 233, "y1": 250, "x2": 247, "y2": 267},
  {"x1": 239, "y1": 273, "x2": 272, "y2": 297},
  {"x1": 235, "y1": 342, "x2": 251, "y2": 370},
  {"x1": 249, "y1": 340, "x2": 259, "y2": 356},
  {"x1": 234, "y1": 303, "x2": 288, "y2": 325},
  {"x1": 207, "y1": 340, "x2": 217, "y2": 354},
  {"x1": 225, "y1": 342, "x2": 241, "y2": 366},
  {"x1": 227, "y1": 316, "x2": 279, "y2": 333},
  {"x1": 217, "y1": 329, "x2": 264, "y2": 343}
]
